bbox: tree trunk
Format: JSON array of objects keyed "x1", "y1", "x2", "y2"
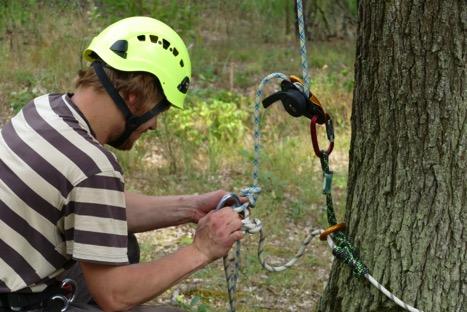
[{"x1": 318, "y1": 1, "x2": 466, "y2": 312}]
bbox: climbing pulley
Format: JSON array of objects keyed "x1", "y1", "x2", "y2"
[
  {"x1": 262, "y1": 75, "x2": 335, "y2": 157},
  {"x1": 213, "y1": 0, "x2": 423, "y2": 309},
  {"x1": 262, "y1": 75, "x2": 327, "y2": 123}
]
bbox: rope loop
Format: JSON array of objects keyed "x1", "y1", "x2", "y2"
[
  {"x1": 239, "y1": 186, "x2": 261, "y2": 208},
  {"x1": 216, "y1": 0, "x2": 425, "y2": 309}
]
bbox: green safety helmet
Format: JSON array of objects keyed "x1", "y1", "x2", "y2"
[{"x1": 83, "y1": 16, "x2": 191, "y2": 109}]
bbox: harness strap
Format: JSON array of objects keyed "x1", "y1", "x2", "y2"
[
  {"x1": 0, "y1": 281, "x2": 72, "y2": 312},
  {"x1": 92, "y1": 61, "x2": 170, "y2": 148}
]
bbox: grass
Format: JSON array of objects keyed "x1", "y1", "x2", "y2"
[{"x1": 0, "y1": 1, "x2": 355, "y2": 311}]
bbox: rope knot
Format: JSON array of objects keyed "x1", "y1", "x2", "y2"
[
  {"x1": 330, "y1": 232, "x2": 369, "y2": 277},
  {"x1": 240, "y1": 186, "x2": 261, "y2": 207}
]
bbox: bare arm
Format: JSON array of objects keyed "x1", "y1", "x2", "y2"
[
  {"x1": 80, "y1": 208, "x2": 243, "y2": 311},
  {"x1": 125, "y1": 190, "x2": 230, "y2": 233},
  {"x1": 80, "y1": 245, "x2": 208, "y2": 311}
]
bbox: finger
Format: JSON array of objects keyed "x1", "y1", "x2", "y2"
[
  {"x1": 214, "y1": 206, "x2": 236, "y2": 216},
  {"x1": 224, "y1": 217, "x2": 243, "y2": 234},
  {"x1": 239, "y1": 196, "x2": 248, "y2": 204},
  {"x1": 228, "y1": 230, "x2": 244, "y2": 244},
  {"x1": 215, "y1": 207, "x2": 243, "y2": 224}
]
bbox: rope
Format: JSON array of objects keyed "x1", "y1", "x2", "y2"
[
  {"x1": 319, "y1": 152, "x2": 369, "y2": 277},
  {"x1": 258, "y1": 228, "x2": 321, "y2": 272},
  {"x1": 252, "y1": 72, "x2": 289, "y2": 199},
  {"x1": 326, "y1": 236, "x2": 423, "y2": 312},
  {"x1": 217, "y1": 0, "x2": 424, "y2": 311},
  {"x1": 296, "y1": 0, "x2": 311, "y2": 95},
  {"x1": 218, "y1": 190, "x2": 262, "y2": 312}
]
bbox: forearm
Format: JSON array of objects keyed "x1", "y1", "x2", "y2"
[
  {"x1": 125, "y1": 192, "x2": 198, "y2": 232},
  {"x1": 81, "y1": 244, "x2": 210, "y2": 311}
]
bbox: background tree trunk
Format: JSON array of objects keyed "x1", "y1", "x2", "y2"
[{"x1": 318, "y1": 1, "x2": 466, "y2": 312}]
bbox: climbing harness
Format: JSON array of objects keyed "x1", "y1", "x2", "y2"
[
  {"x1": 0, "y1": 278, "x2": 76, "y2": 312},
  {"x1": 215, "y1": 1, "x2": 424, "y2": 312}
]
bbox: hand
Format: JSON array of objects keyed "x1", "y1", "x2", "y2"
[
  {"x1": 191, "y1": 190, "x2": 247, "y2": 223},
  {"x1": 192, "y1": 208, "x2": 244, "y2": 261}
]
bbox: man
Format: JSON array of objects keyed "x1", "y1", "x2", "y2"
[{"x1": 0, "y1": 16, "x2": 244, "y2": 311}]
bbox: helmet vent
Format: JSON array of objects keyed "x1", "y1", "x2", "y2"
[
  {"x1": 150, "y1": 35, "x2": 158, "y2": 43},
  {"x1": 172, "y1": 48, "x2": 179, "y2": 56},
  {"x1": 177, "y1": 76, "x2": 190, "y2": 94},
  {"x1": 162, "y1": 39, "x2": 170, "y2": 50},
  {"x1": 179, "y1": 60, "x2": 184, "y2": 67},
  {"x1": 110, "y1": 40, "x2": 128, "y2": 59},
  {"x1": 137, "y1": 35, "x2": 146, "y2": 41}
]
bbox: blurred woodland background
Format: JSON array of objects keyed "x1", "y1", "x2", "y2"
[{"x1": 0, "y1": 1, "x2": 357, "y2": 311}]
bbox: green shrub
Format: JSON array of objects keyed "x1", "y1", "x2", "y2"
[{"x1": 165, "y1": 98, "x2": 248, "y2": 145}]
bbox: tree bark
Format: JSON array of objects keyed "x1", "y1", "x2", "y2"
[{"x1": 318, "y1": 1, "x2": 466, "y2": 312}]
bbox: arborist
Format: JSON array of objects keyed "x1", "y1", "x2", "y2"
[{"x1": 0, "y1": 16, "x2": 244, "y2": 312}]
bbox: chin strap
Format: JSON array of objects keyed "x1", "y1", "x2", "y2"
[{"x1": 92, "y1": 61, "x2": 170, "y2": 148}]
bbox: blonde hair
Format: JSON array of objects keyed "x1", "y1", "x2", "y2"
[{"x1": 74, "y1": 66, "x2": 162, "y2": 115}]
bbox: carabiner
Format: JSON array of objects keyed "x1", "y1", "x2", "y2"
[
  {"x1": 48, "y1": 278, "x2": 76, "y2": 312},
  {"x1": 49, "y1": 295, "x2": 70, "y2": 312},
  {"x1": 310, "y1": 115, "x2": 334, "y2": 157},
  {"x1": 319, "y1": 223, "x2": 346, "y2": 241},
  {"x1": 215, "y1": 193, "x2": 242, "y2": 211},
  {"x1": 61, "y1": 278, "x2": 76, "y2": 304}
]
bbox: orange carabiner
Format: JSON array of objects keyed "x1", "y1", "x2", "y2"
[{"x1": 319, "y1": 223, "x2": 346, "y2": 241}]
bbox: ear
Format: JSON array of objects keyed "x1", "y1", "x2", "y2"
[{"x1": 125, "y1": 92, "x2": 139, "y2": 113}]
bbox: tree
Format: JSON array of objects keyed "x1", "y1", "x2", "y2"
[
  {"x1": 292, "y1": 0, "x2": 357, "y2": 40},
  {"x1": 318, "y1": 1, "x2": 466, "y2": 311}
]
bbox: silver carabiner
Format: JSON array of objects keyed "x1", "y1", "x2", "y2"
[
  {"x1": 50, "y1": 278, "x2": 76, "y2": 312},
  {"x1": 215, "y1": 193, "x2": 241, "y2": 211},
  {"x1": 61, "y1": 278, "x2": 77, "y2": 304},
  {"x1": 49, "y1": 295, "x2": 69, "y2": 312}
]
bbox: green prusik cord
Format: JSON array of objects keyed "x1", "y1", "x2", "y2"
[
  {"x1": 319, "y1": 152, "x2": 368, "y2": 277},
  {"x1": 219, "y1": 0, "x2": 425, "y2": 309},
  {"x1": 222, "y1": 1, "x2": 315, "y2": 311}
]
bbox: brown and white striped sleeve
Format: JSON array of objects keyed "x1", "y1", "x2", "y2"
[{"x1": 63, "y1": 171, "x2": 128, "y2": 264}]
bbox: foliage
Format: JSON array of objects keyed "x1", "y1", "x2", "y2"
[
  {"x1": 8, "y1": 87, "x2": 43, "y2": 114},
  {"x1": 174, "y1": 295, "x2": 209, "y2": 312},
  {"x1": 165, "y1": 98, "x2": 248, "y2": 145}
]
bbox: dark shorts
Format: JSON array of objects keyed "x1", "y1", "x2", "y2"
[
  {"x1": 62, "y1": 234, "x2": 184, "y2": 312},
  {"x1": 22, "y1": 305, "x2": 183, "y2": 312},
  {"x1": 7, "y1": 234, "x2": 184, "y2": 312},
  {"x1": 66, "y1": 303, "x2": 183, "y2": 312}
]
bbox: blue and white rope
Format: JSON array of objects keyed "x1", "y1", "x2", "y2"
[
  {"x1": 220, "y1": 1, "x2": 423, "y2": 311},
  {"x1": 296, "y1": 0, "x2": 311, "y2": 95},
  {"x1": 252, "y1": 72, "x2": 289, "y2": 195}
]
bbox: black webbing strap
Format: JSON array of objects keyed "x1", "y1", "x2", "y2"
[
  {"x1": 92, "y1": 61, "x2": 132, "y2": 120},
  {"x1": 0, "y1": 285, "x2": 66, "y2": 312},
  {"x1": 92, "y1": 61, "x2": 171, "y2": 148}
]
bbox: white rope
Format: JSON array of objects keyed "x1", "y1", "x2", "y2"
[
  {"x1": 326, "y1": 235, "x2": 424, "y2": 312},
  {"x1": 258, "y1": 228, "x2": 321, "y2": 272},
  {"x1": 221, "y1": 198, "x2": 424, "y2": 312}
]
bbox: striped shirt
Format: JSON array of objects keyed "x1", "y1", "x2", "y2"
[{"x1": 0, "y1": 94, "x2": 128, "y2": 293}]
